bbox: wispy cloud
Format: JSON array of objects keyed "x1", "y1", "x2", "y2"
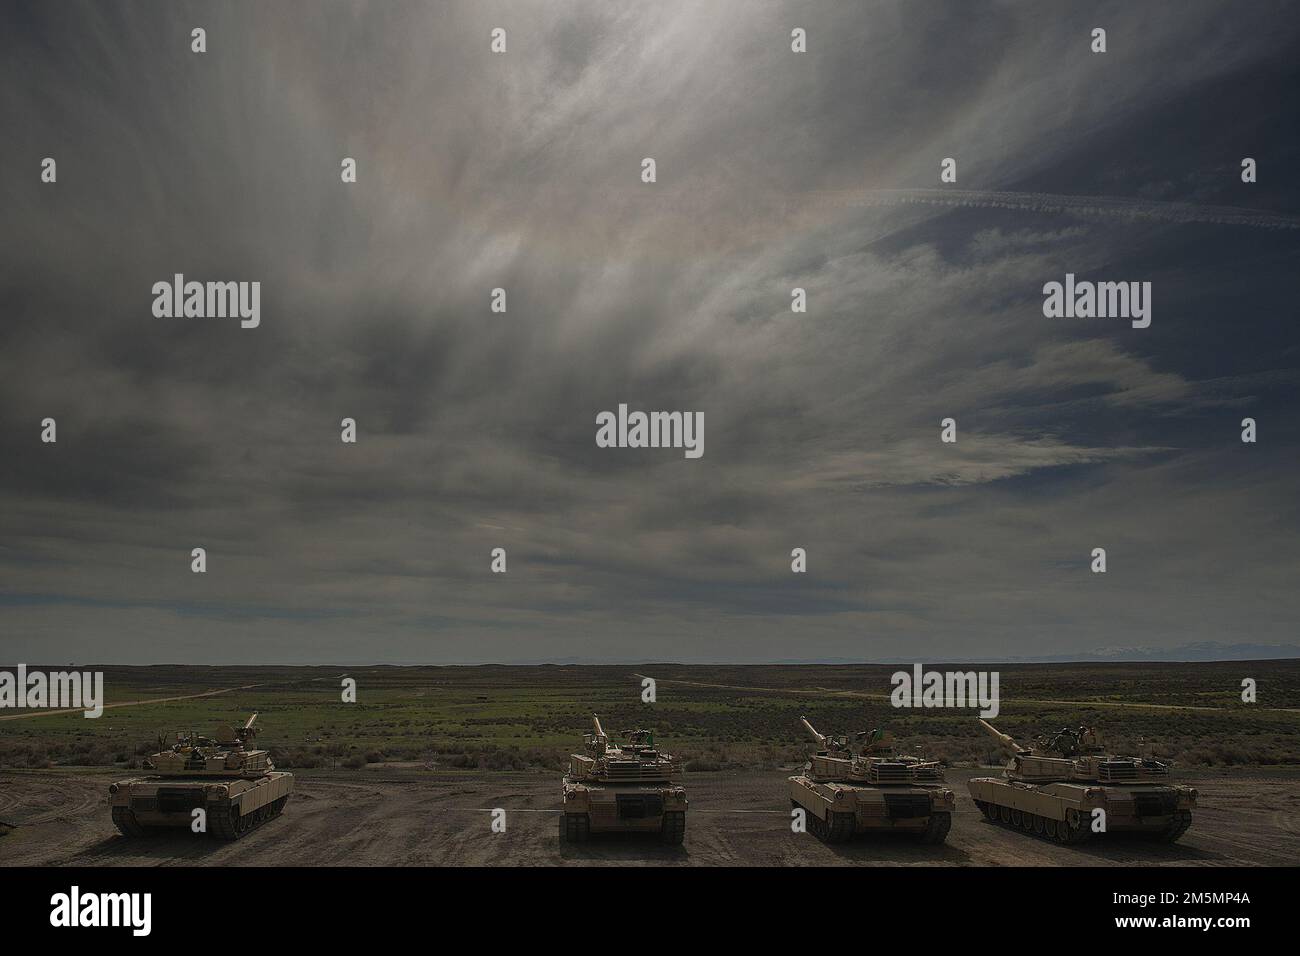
[{"x1": 1, "y1": 1, "x2": 1297, "y2": 663}]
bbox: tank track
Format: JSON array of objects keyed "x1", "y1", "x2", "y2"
[
  {"x1": 918, "y1": 810, "x2": 951, "y2": 844},
  {"x1": 208, "y1": 795, "x2": 289, "y2": 841},
  {"x1": 975, "y1": 799, "x2": 1089, "y2": 844},
  {"x1": 976, "y1": 799, "x2": 1192, "y2": 844},
  {"x1": 111, "y1": 806, "x2": 147, "y2": 837},
  {"x1": 799, "y1": 802, "x2": 856, "y2": 844},
  {"x1": 559, "y1": 812, "x2": 590, "y2": 842},
  {"x1": 1158, "y1": 810, "x2": 1193, "y2": 843},
  {"x1": 660, "y1": 810, "x2": 686, "y2": 845},
  {"x1": 558, "y1": 811, "x2": 685, "y2": 844}
]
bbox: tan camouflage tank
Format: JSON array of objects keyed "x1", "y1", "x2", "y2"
[
  {"x1": 790, "y1": 717, "x2": 955, "y2": 844},
  {"x1": 560, "y1": 714, "x2": 687, "y2": 844},
  {"x1": 109, "y1": 713, "x2": 293, "y2": 840},
  {"x1": 969, "y1": 719, "x2": 1195, "y2": 843}
]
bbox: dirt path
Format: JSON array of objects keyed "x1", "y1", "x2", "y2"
[
  {"x1": 1, "y1": 767, "x2": 1295, "y2": 867},
  {"x1": 0, "y1": 675, "x2": 339, "y2": 723},
  {"x1": 0, "y1": 683, "x2": 270, "y2": 722}
]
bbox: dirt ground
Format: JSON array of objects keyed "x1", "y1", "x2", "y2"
[{"x1": 1, "y1": 766, "x2": 1297, "y2": 866}]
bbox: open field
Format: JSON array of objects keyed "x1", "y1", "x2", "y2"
[
  {"x1": 2, "y1": 662, "x2": 1298, "y2": 772},
  {"x1": 2, "y1": 766, "x2": 1298, "y2": 867},
  {"x1": 3, "y1": 663, "x2": 1297, "y2": 866}
]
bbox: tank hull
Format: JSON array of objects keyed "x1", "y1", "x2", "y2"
[
  {"x1": 109, "y1": 771, "x2": 294, "y2": 840},
  {"x1": 789, "y1": 775, "x2": 955, "y2": 843},
  {"x1": 560, "y1": 779, "x2": 688, "y2": 843},
  {"x1": 968, "y1": 776, "x2": 1194, "y2": 843}
]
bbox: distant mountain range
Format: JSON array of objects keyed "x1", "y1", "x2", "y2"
[
  {"x1": 772, "y1": 642, "x2": 1300, "y2": 665},
  {"x1": 516, "y1": 642, "x2": 1300, "y2": 665},
  {"x1": 1021, "y1": 641, "x2": 1300, "y2": 663}
]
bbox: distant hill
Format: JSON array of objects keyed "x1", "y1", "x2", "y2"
[
  {"x1": 43, "y1": 642, "x2": 1300, "y2": 668},
  {"x1": 775, "y1": 642, "x2": 1300, "y2": 665},
  {"x1": 440, "y1": 642, "x2": 1300, "y2": 665},
  {"x1": 376, "y1": 642, "x2": 1300, "y2": 665},
  {"x1": 1029, "y1": 641, "x2": 1300, "y2": 663}
]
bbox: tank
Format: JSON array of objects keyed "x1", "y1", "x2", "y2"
[
  {"x1": 560, "y1": 714, "x2": 688, "y2": 844},
  {"x1": 109, "y1": 713, "x2": 294, "y2": 840},
  {"x1": 789, "y1": 716, "x2": 955, "y2": 844},
  {"x1": 968, "y1": 719, "x2": 1195, "y2": 843}
]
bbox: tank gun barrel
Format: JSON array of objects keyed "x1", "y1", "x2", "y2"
[
  {"x1": 977, "y1": 718, "x2": 1024, "y2": 753},
  {"x1": 592, "y1": 714, "x2": 605, "y2": 738},
  {"x1": 799, "y1": 716, "x2": 826, "y2": 746},
  {"x1": 231, "y1": 712, "x2": 260, "y2": 743}
]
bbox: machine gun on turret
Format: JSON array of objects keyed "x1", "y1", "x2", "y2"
[
  {"x1": 623, "y1": 728, "x2": 656, "y2": 751},
  {"x1": 1039, "y1": 724, "x2": 1101, "y2": 757}
]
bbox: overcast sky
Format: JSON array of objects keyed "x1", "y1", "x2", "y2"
[{"x1": 2, "y1": 1, "x2": 1298, "y2": 664}]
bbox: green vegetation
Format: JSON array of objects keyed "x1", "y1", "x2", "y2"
[{"x1": 2, "y1": 662, "x2": 1297, "y2": 772}]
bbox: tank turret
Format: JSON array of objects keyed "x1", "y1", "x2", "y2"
[
  {"x1": 977, "y1": 719, "x2": 1171, "y2": 784},
  {"x1": 569, "y1": 714, "x2": 679, "y2": 784},
  {"x1": 145, "y1": 712, "x2": 275, "y2": 778}
]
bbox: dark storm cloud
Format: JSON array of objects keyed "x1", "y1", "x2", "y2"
[{"x1": 1, "y1": 1, "x2": 1298, "y2": 663}]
